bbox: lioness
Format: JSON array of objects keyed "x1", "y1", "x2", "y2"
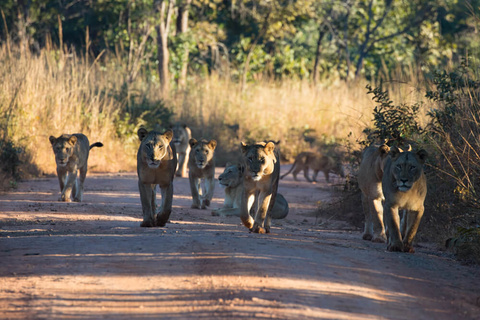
[
  {"x1": 188, "y1": 138, "x2": 217, "y2": 209},
  {"x1": 240, "y1": 141, "x2": 280, "y2": 233},
  {"x1": 137, "y1": 128, "x2": 177, "y2": 227},
  {"x1": 280, "y1": 151, "x2": 345, "y2": 183},
  {"x1": 383, "y1": 146, "x2": 428, "y2": 253},
  {"x1": 171, "y1": 123, "x2": 192, "y2": 178},
  {"x1": 357, "y1": 144, "x2": 390, "y2": 243},
  {"x1": 212, "y1": 162, "x2": 289, "y2": 219},
  {"x1": 49, "y1": 133, "x2": 103, "y2": 202}
]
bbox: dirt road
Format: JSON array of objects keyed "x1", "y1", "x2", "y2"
[{"x1": 1, "y1": 166, "x2": 479, "y2": 319}]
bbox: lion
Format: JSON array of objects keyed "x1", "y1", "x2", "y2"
[
  {"x1": 239, "y1": 141, "x2": 280, "y2": 233},
  {"x1": 188, "y1": 138, "x2": 217, "y2": 209},
  {"x1": 49, "y1": 133, "x2": 103, "y2": 202},
  {"x1": 171, "y1": 123, "x2": 192, "y2": 178},
  {"x1": 382, "y1": 146, "x2": 428, "y2": 253},
  {"x1": 280, "y1": 151, "x2": 345, "y2": 183},
  {"x1": 137, "y1": 128, "x2": 177, "y2": 227},
  {"x1": 212, "y1": 162, "x2": 289, "y2": 219},
  {"x1": 357, "y1": 144, "x2": 390, "y2": 243}
]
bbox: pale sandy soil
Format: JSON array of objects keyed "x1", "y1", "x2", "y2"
[{"x1": 0, "y1": 166, "x2": 479, "y2": 320}]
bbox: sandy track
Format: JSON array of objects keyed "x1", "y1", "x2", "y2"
[{"x1": 0, "y1": 167, "x2": 479, "y2": 319}]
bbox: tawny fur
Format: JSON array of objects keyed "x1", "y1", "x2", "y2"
[
  {"x1": 136, "y1": 128, "x2": 177, "y2": 227},
  {"x1": 212, "y1": 162, "x2": 289, "y2": 219},
  {"x1": 188, "y1": 138, "x2": 217, "y2": 209},
  {"x1": 49, "y1": 133, "x2": 103, "y2": 202}
]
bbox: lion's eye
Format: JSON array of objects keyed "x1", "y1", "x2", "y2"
[
  {"x1": 395, "y1": 164, "x2": 402, "y2": 170},
  {"x1": 205, "y1": 150, "x2": 209, "y2": 155},
  {"x1": 260, "y1": 157, "x2": 265, "y2": 163},
  {"x1": 248, "y1": 157, "x2": 253, "y2": 163},
  {"x1": 66, "y1": 148, "x2": 70, "y2": 152},
  {"x1": 409, "y1": 166, "x2": 417, "y2": 171}
]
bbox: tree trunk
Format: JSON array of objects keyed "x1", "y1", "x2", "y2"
[
  {"x1": 155, "y1": 0, "x2": 174, "y2": 96},
  {"x1": 312, "y1": 25, "x2": 326, "y2": 85},
  {"x1": 176, "y1": 0, "x2": 191, "y2": 89}
]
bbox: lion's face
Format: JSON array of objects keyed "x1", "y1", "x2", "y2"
[
  {"x1": 189, "y1": 139, "x2": 217, "y2": 169},
  {"x1": 138, "y1": 128, "x2": 173, "y2": 169},
  {"x1": 390, "y1": 147, "x2": 428, "y2": 192},
  {"x1": 241, "y1": 141, "x2": 277, "y2": 181},
  {"x1": 171, "y1": 123, "x2": 189, "y2": 147},
  {"x1": 49, "y1": 135, "x2": 77, "y2": 167},
  {"x1": 218, "y1": 163, "x2": 244, "y2": 188}
]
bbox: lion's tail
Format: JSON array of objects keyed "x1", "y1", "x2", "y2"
[
  {"x1": 89, "y1": 142, "x2": 104, "y2": 150},
  {"x1": 280, "y1": 155, "x2": 302, "y2": 180}
]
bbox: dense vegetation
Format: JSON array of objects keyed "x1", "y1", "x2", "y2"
[{"x1": 0, "y1": 0, "x2": 479, "y2": 262}]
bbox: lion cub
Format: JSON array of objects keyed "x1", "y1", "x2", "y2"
[
  {"x1": 382, "y1": 146, "x2": 428, "y2": 253},
  {"x1": 49, "y1": 133, "x2": 103, "y2": 202},
  {"x1": 240, "y1": 141, "x2": 280, "y2": 233},
  {"x1": 212, "y1": 162, "x2": 289, "y2": 219},
  {"x1": 188, "y1": 138, "x2": 217, "y2": 209},
  {"x1": 280, "y1": 151, "x2": 345, "y2": 183},
  {"x1": 137, "y1": 128, "x2": 177, "y2": 227}
]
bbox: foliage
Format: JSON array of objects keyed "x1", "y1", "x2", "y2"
[
  {"x1": 2, "y1": 0, "x2": 480, "y2": 83},
  {"x1": 0, "y1": 139, "x2": 21, "y2": 180},
  {"x1": 446, "y1": 226, "x2": 480, "y2": 264},
  {"x1": 361, "y1": 84, "x2": 423, "y2": 146}
]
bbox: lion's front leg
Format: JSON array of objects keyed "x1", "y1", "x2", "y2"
[
  {"x1": 252, "y1": 192, "x2": 272, "y2": 234},
  {"x1": 176, "y1": 152, "x2": 187, "y2": 177},
  {"x1": 60, "y1": 168, "x2": 78, "y2": 202},
  {"x1": 201, "y1": 177, "x2": 215, "y2": 209},
  {"x1": 73, "y1": 165, "x2": 87, "y2": 202},
  {"x1": 384, "y1": 203, "x2": 403, "y2": 252},
  {"x1": 156, "y1": 183, "x2": 173, "y2": 227},
  {"x1": 240, "y1": 188, "x2": 255, "y2": 229},
  {"x1": 138, "y1": 181, "x2": 156, "y2": 227},
  {"x1": 372, "y1": 198, "x2": 386, "y2": 243},
  {"x1": 361, "y1": 194, "x2": 374, "y2": 241},
  {"x1": 189, "y1": 175, "x2": 201, "y2": 209},
  {"x1": 402, "y1": 207, "x2": 424, "y2": 253}
]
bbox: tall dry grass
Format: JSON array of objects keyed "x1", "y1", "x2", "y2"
[
  {"x1": 0, "y1": 43, "x2": 430, "y2": 175},
  {"x1": 0, "y1": 45, "x2": 135, "y2": 174}
]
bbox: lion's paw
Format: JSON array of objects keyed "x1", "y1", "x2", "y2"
[
  {"x1": 403, "y1": 244, "x2": 415, "y2": 253},
  {"x1": 140, "y1": 220, "x2": 155, "y2": 228},
  {"x1": 362, "y1": 233, "x2": 373, "y2": 241},
  {"x1": 372, "y1": 235, "x2": 386, "y2": 243},
  {"x1": 387, "y1": 242, "x2": 404, "y2": 252}
]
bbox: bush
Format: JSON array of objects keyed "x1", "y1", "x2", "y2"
[{"x1": 0, "y1": 138, "x2": 22, "y2": 189}]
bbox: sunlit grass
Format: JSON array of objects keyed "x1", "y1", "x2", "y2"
[{"x1": 0, "y1": 44, "x2": 432, "y2": 175}]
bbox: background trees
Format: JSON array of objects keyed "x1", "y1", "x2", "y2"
[{"x1": 1, "y1": 0, "x2": 479, "y2": 87}]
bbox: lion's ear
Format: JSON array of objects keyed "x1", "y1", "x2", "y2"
[
  {"x1": 208, "y1": 139, "x2": 217, "y2": 150},
  {"x1": 389, "y1": 146, "x2": 403, "y2": 159},
  {"x1": 241, "y1": 142, "x2": 248, "y2": 154},
  {"x1": 189, "y1": 138, "x2": 198, "y2": 148},
  {"x1": 138, "y1": 128, "x2": 148, "y2": 141},
  {"x1": 163, "y1": 129, "x2": 173, "y2": 143},
  {"x1": 68, "y1": 135, "x2": 77, "y2": 146},
  {"x1": 264, "y1": 141, "x2": 275, "y2": 156},
  {"x1": 417, "y1": 149, "x2": 428, "y2": 163},
  {"x1": 49, "y1": 136, "x2": 57, "y2": 146},
  {"x1": 379, "y1": 144, "x2": 390, "y2": 156}
]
